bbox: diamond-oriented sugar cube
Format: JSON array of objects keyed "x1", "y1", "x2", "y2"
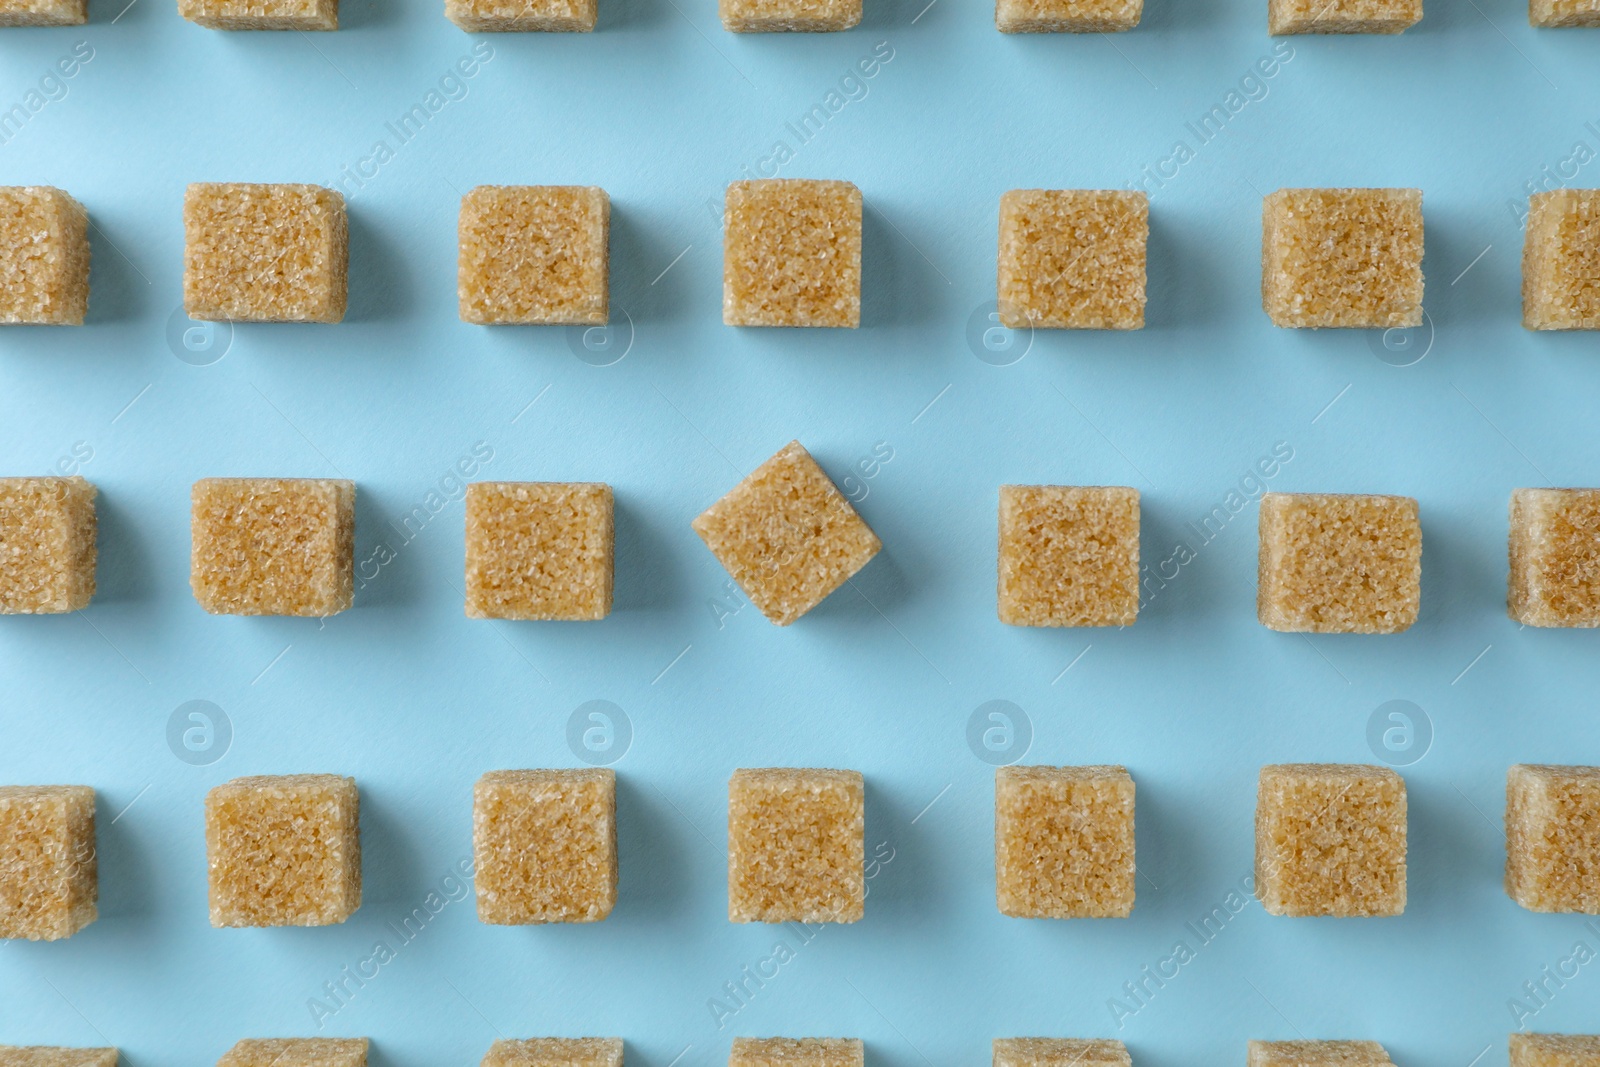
[
  {"x1": 0, "y1": 476, "x2": 96, "y2": 615},
  {"x1": 0, "y1": 187, "x2": 89, "y2": 321},
  {"x1": 1507, "y1": 764, "x2": 1600, "y2": 913},
  {"x1": 1257, "y1": 492, "x2": 1420, "y2": 634},
  {"x1": 723, "y1": 180, "x2": 861, "y2": 327},
  {"x1": 474, "y1": 769, "x2": 617, "y2": 924},
  {"x1": 995, "y1": 766, "x2": 1135, "y2": 918},
  {"x1": 1255, "y1": 764, "x2": 1406, "y2": 917},
  {"x1": 997, "y1": 191, "x2": 1147, "y2": 327},
  {"x1": 0, "y1": 786, "x2": 97, "y2": 941},
  {"x1": 183, "y1": 184, "x2": 347, "y2": 321},
  {"x1": 1262, "y1": 189, "x2": 1423, "y2": 328},
  {"x1": 997, "y1": 485, "x2": 1139, "y2": 628},
  {"x1": 728, "y1": 768, "x2": 864, "y2": 923}
]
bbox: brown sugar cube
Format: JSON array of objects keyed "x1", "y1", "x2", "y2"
[
  {"x1": 0, "y1": 476, "x2": 96, "y2": 615},
  {"x1": 0, "y1": 786, "x2": 96, "y2": 941},
  {"x1": 1249, "y1": 1043, "x2": 1394, "y2": 1067},
  {"x1": 484, "y1": 1040, "x2": 622, "y2": 1067},
  {"x1": 184, "y1": 184, "x2": 346, "y2": 320},
  {"x1": 0, "y1": 1051, "x2": 117, "y2": 1067},
  {"x1": 190, "y1": 478, "x2": 354, "y2": 617},
  {"x1": 474, "y1": 769, "x2": 617, "y2": 924},
  {"x1": 995, "y1": 766, "x2": 1135, "y2": 919},
  {"x1": 996, "y1": 0, "x2": 1138, "y2": 30},
  {"x1": 1509, "y1": 489, "x2": 1600, "y2": 627},
  {"x1": 1257, "y1": 492, "x2": 1420, "y2": 634},
  {"x1": 994, "y1": 1040, "x2": 1130, "y2": 1067},
  {"x1": 180, "y1": 0, "x2": 336, "y2": 28},
  {"x1": 447, "y1": 0, "x2": 593, "y2": 28},
  {"x1": 0, "y1": 0, "x2": 85, "y2": 23},
  {"x1": 0, "y1": 188, "x2": 89, "y2": 323},
  {"x1": 720, "y1": 0, "x2": 857, "y2": 30},
  {"x1": 1511, "y1": 1036, "x2": 1600, "y2": 1067},
  {"x1": 458, "y1": 187, "x2": 608, "y2": 321},
  {"x1": 997, "y1": 191, "x2": 1147, "y2": 327},
  {"x1": 693, "y1": 441, "x2": 880, "y2": 626},
  {"x1": 731, "y1": 1039, "x2": 861, "y2": 1067},
  {"x1": 464, "y1": 482, "x2": 613, "y2": 621},
  {"x1": 729, "y1": 768, "x2": 863, "y2": 923},
  {"x1": 997, "y1": 485, "x2": 1139, "y2": 628},
  {"x1": 1269, "y1": 0, "x2": 1418, "y2": 33},
  {"x1": 218, "y1": 1041, "x2": 367, "y2": 1067},
  {"x1": 1532, "y1": 0, "x2": 1600, "y2": 24},
  {"x1": 205, "y1": 774, "x2": 361, "y2": 928},
  {"x1": 723, "y1": 180, "x2": 861, "y2": 327},
  {"x1": 1255, "y1": 764, "x2": 1406, "y2": 917},
  {"x1": 1524, "y1": 191, "x2": 1600, "y2": 328},
  {"x1": 1262, "y1": 189, "x2": 1424, "y2": 328},
  {"x1": 1506, "y1": 764, "x2": 1600, "y2": 913}
]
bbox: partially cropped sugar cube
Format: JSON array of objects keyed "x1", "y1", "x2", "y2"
[
  {"x1": 1257, "y1": 492, "x2": 1420, "y2": 634},
  {"x1": 1507, "y1": 764, "x2": 1600, "y2": 913},
  {"x1": 1523, "y1": 191, "x2": 1600, "y2": 328},
  {"x1": 0, "y1": 476, "x2": 96, "y2": 615},
  {"x1": 191, "y1": 478, "x2": 354, "y2": 617},
  {"x1": 485, "y1": 1041, "x2": 621, "y2": 1067},
  {"x1": 180, "y1": 0, "x2": 337, "y2": 28},
  {"x1": 693, "y1": 441, "x2": 880, "y2": 626},
  {"x1": 996, "y1": 0, "x2": 1138, "y2": 29},
  {"x1": 1256, "y1": 764, "x2": 1406, "y2": 917},
  {"x1": 994, "y1": 1040, "x2": 1129, "y2": 1067},
  {"x1": 995, "y1": 766, "x2": 1135, "y2": 919},
  {"x1": 1532, "y1": 0, "x2": 1600, "y2": 24},
  {"x1": 459, "y1": 187, "x2": 608, "y2": 321},
  {"x1": 997, "y1": 191, "x2": 1146, "y2": 327},
  {"x1": 447, "y1": 0, "x2": 594, "y2": 28},
  {"x1": 184, "y1": 184, "x2": 347, "y2": 320},
  {"x1": 465, "y1": 482, "x2": 613, "y2": 621},
  {"x1": 474, "y1": 769, "x2": 616, "y2": 924},
  {"x1": 731, "y1": 1039, "x2": 861, "y2": 1067},
  {"x1": 1509, "y1": 488, "x2": 1600, "y2": 627},
  {"x1": 729, "y1": 768, "x2": 863, "y2": 923},
  {"x1": 0, "y1": 1050, "x2": 117, "y2": 1067},
  {"x1": 0, "y1": 786, "x2": 96, "y2": 941},
  {"x1": 1249, "y1": 1042, "x2": 1394, "y2": 1067},
  {"x1": 1269, "y1": 0, "x2": 1418, "y2": 33},
  {"x1": 1263, "y1": 189, "x2": 1424, "y2": 328},
  {"x1": 1511, "y1": 1035, "x2": 1600, "y2": 1067},
  {"x1": 720, "y1": 0, "x2": 857, "y2": 30},
  {"x1": 218, "y1": 1041, "x2": 367, "y2": 1067},
  {"x1": 723, "y1": 180, "x2": 861, "y2": 327},
  {"x1": 0, "y1": 188, "x2": 89, "y2": 323},
  {"x1": 997, "y1": 485, "x2": 1139, "y2": 628},
  {"x1": 206, "y1": 774, "x2": 361, "y2": 927}
]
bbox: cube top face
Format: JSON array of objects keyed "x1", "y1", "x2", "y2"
[
  {"x1": 723, "y1": 180, "x2": 862, "y2": 327},
  {"x1": 474, "y1": 769, "x2": 617, "y2": 924},
  {"x1": 995, "y1": 766, "x2": 1135, "y2": 919},
  {"x1": 1511, "y1": 1035, "x2": 1600, "y2": 1067},
  {"x1": 1507, "y1": 764, "x2": 1600, "y2": 913},
  {"x1": 459, "y1": 186, "x2": 608, "y2": 322},
  {"x1": 0, "y1": 785, "x2": 97, "y2": 941},
  {"x1": 1255, "y1": 764, "x2": 1406, "y2": 917},
  {"x1": 1248, "y1": 1042, "x2": 1393, "y2": 1067},
  {"x1": 183, "y1": 184, "x2": 348, "y2": 321},
  {"x1": 483, "y1": 1039, "x2": 623, "y2": 1067},
  {"x1": 719, "y1": 0, "x2": 860, "y2": 30},
  {"x1": 1257, "y1": 492, "x2": 1421, "y2": 634},
  {"x1": 190, "y1": 478, "x2": 355, "y2": 617},
  {"x1": 729, "y1": 1039, "x2": 863, "y2": 1067},
  {"x1": 1532, "y1": 0, "x2": 1600, "y2": 24},
  {"x1": 995, "y1": 0, "x2": 1139, "y2": 30},
  {"x1": 728, "y1": 768, "x2": 865, "y2": 923},
  {"x1": 179, "y1": 0, "x2": 337, "y2": 29},
  {"x1": 0, "y1": 476, "x2": 96, "y2": 615},
  {"x1": 993, "y1": 1039, "x2": 1130, "y2": 1067},
  {"x1": 997, "y1": 190, "x2": 1147, "y2": 327},
  {"x1": 1262, "y1": 188, "x2": 1423, "y2": 328},
  {"x1": 0, "y1": 0, "x2": 85, "y2": 23},
  {"x1": 218, "y1": 1040, "x2": 369, "y2": 1067},
  {"x1": 1525, "y1": 191, "x2": 1600, "y2": 328},
  {"x1": 205, "y1": 774, "x2": 361, "y2": 928},
  {"x1": 0, "y1": 1050, "x2": 117, "y2": 1067},
  {"x1": 0, "y1": 187, "x2": 89, "y2": 324},
  {"x1": 1268, "y1": 0, "x2": 1419, "y2": 33},
  {"x1": 693, "y1": 441, "x2": 880, "y2": 626},
  {"x1": 997, "y1": 484, "x2": 1139, "y2": 628},
  {"x1": 1510, "y1": 488, "x2": 1600, "y2": 627},
  {"x1": 465, "y1": 482, "x2": 614, "y2": 621},
  {"x1": 446, "y1": 0, "x2": 596, "y2": 28}
]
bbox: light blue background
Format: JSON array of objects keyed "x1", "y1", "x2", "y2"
[{"x1": 1, "y1": 0, "x2": 1599, "y2": 1063}]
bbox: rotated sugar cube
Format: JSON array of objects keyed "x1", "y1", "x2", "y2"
[
  {"x1": 996, "y1": 0, "x2": 1138, "y2": 30},
  {"x1": 1511, "y1": 1035, "x2": 1600, "y2": 1067},
  {"x1": 997, "y1": 191, "x2": 1146, "y2": 327},
  {"x1": 720, "y1": 0, "x2": 858, "y2": 30},
  {"x1": 1255, "y1": 764, "x2": 1406, "y2": 917},
  {"x1": 464, "y1": 482, "x2": 613, "y2": 621},
  {"x1": 0, "y1": 786, "x2": 97, "y2": 941},
  {"x1": 1249, "y1": 1043, "x2": 1394, "y2": 1067},
  {"x1": 1257, "y1": 492, "x2": 1420, "y2": 634},
  {"x1": 0, "y1": 188, "x2": 89, "y2": 323},
  {"x1": 997, "y1": 485, "x2": 1139, "y2": 628},
  {"x1": 0, "y1": 1051, "x2": 117, "y2": 1067},
  {"x1": 995, "y1": 766, "x2": 1135, "y2": 919},
  {"x1": 447, "y1": 0, "x2": 594, "y2": 28},
  {"x1": 0, "y1": 476, "x2": 96, "y2": 615},
  {"x1": 1532, "y1": 0, "x2": 1600, "y2": 24},
  {"x1": 459, "y1": 187, "x2": 608, "y2": 321},
  {"x1": 184, "y1": 184, "x2": 347, "y2": 321},
  {"x1": 180, "y1": 0, "x2": 337, "y2": 28},
  {"x1": 994, "y1": 1040, "x2": 1129, "y2": 1067},
  {"x1": 474, "y1": 769, "x2": 617, "y2": 924},
  {"x1": 1269, "y1": 0, "x2": 1418, "y2": 33},
  {"x1": 1509, "y1": 489, "x2": 1600, "y2": 627},
  {"x1": 693, "y1": 440, "x2": 880, "y2": 626},
  {"x1": 1506, "y1": 764, "x2": 1600, "y2": 913},
  {"x1": 723, "y1": 180, "x2": 861, "y2": 327},
  {"x1": 190, "y1": 478, "x2": 355, "y2": 617},
  {"x1": 206, "y1": 774, "x2": 361, "y2": 928},
  {"x1": 1262, "y1": 189, "x2": 1424, "y2": 328},
  {"x1": 1524, "y1": 191, "x2": 1600, "y2": 328},
  {"x1": 730, "y1": 1039, "x2": 862, "y2": 1067},
  {"x1": 218, "y1": 1041, "x2": 368, "y2": 1067},
  {"x1": 728, "y1": 768, "x2": 864, "y2": 923},
  {"x1": 484, "y1": 1040, "x2": 622, "y2": 1067}
]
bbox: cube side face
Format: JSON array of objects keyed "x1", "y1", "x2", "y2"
[
  {"x1": 0, "y1": 188, "x2": 89, "y2": 324},
  {"x1": 178, "y1": 0, "x2": 338, "y2": 28},
  {"x1": 692, "y1": 441, "x2": 880, "y2": 626},
  {"x1": 1509, "y1": 489, "x2": 1600, "y2": 627},
  {"x1": 0, "y1": 1050, "x2": 118, "y2": 1067},
  {"x1": 1255, "y1": 764, "x2": 1406, "y2": 917},
  {"x1": 1248, "y1": 1042, "x2": 1394, "y2": 1067},
  {"x1": 723, "y1": 180, "x2": 862, "y2": 327},
  {"x1": 205, "y1": 775, "x2": 361, "y2": 927},
  {"x1": 483, "y1": 1039, "x2": 623, "y2": 1067},
  {"x1": 1507, "y1": 764, "x2": 1600, "y2": 913},
  {"x1": 997, "y1": 191, "x2": 1148, "y2": 327},
  {"x1": 183, "y1": 184, "x2": 348, "y2": 321},
  {"x1": 997, "y1": 485, "x2": 1139, "y2": 628},
  {"x1": 1531, "y1": 0, "x2": 1600, "y2": 24},
  {"x1": 1268, "y1": 0, "x2": 1419, "y2": 33},
  {"x1": 473, "y1": 769, "x2": 617, "y2": 924},
  {"x1": 728, "y1": 768, "x2": 865, "y2": 923},
  {"x1": 719, "y1": 0, "x2": 860, "y2": 29},
  {"x1": 730, "y1": 1038, "x2": 863, "y2": 1067},
  {"x1": 219, "y1": 1040, "x2": 369, "y2": 1067},
  {"x1": 1257, "y1": 493, "x2": 1420, "y2": 634},
  {"x1": 995, "y1": 0, "x2": 1140, "y2": 30},
  {"x1": 1262, "y1": 189, "x2": 1424, "y2": 328},
  {"x1": 1524, "y1": 192, "x2": 1600, "y2": 328},
  {"x1": 458, "y1": 187, "x2": 609, "y2": 322},
  {"x1": 191, "y1": 478, "x2": 355, "y2": 617},
  {"x1": 0, "y1": 786, "x2": 97, "y2": 941},
  {"x1": 993, "y1": 1040, "x2": 1131, "y2": 1067},
  {"x1": 464, "y1": 482, "x2": 614, "y2": 621},
  {"x1": 445, "y1": 0, "x2": 596, "y2": 28},
  {"x1": 0, "y1": 477, "x2": 96, "y2": 614},
  {"x1": 995, "y1": 767, "x2": 1135, "y2": 919},
  {"x1": 1510, "y1": 1035, "x2": 1600, "y2": 1067}
]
